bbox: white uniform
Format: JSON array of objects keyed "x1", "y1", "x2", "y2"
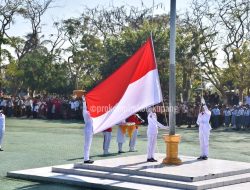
[
  {"x1": 196, "y1": 105, "x2": 211, "y2": 157},
  {"x1": 129, "y1": 129, "x2": 138, "y2": 151},
  {"x1": 117, "y1": 120, "x2": 126, "y2": 152},
  {"x1": 128, "y1": 114, "x2": 144, "y2": 152},
  {"x1": 103, "y1": 128, "x2": 112, "y2": 155},
  {"x1": 147, "y1": 111, "x2": 167, "y2": 159},
  {"x1": 0, "y1": 113, "x2": 6, "y2": 149},
  {"x1": 82, "y1": 99, "x2": 93, "y2": 161}
]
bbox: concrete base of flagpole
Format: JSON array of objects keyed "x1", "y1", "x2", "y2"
[{"x1": 162, "y1": 134, "x2": 182, "y2": 165}]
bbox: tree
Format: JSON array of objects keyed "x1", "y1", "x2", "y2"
[
  {"x1": 81, "y1": 5, "x2": 152, "y2": 42},
  {"x1": 218, "y1": 0, "x2": 250, "y2": 101},
  {"x1": 221, "y1": 42, "x2": 250, "y2": 98},
  {"x1": 0, "y1": 0, "x2": 22, "y2": 87},
  {"x1": 190, "y1": 0, "x2": 250, "y2": 102},
  {"x1": 20, "y1": 0, "x2": 52, "y2": 51},
  {"x1": 175, "y1": 13, "x2": 202, "y2": 101},
  {"x1": 62, "y1": 17, "x2": 104, "y2": 90}
]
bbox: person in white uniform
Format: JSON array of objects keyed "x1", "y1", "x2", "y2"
[
  {"x1": 147, "y1": 107, "x2": 168, "y2": 162},
  {"x1": 0, "y1": 110, "x2": 6, "y2": 151},
  {"x1": 196, "y1": 98, "x2": 212, "y2": 160},
  {"x1": 82, "y1": 95, "x2": 94, "y2": 164},
  {"x1": 127, "y1": 114, "x2": 144, "y2": 152},
  {"x1": 116, "y1": 120, "x2": 127, "y2": 153},
  {"x1": 103, "y1": 127, "x2": 112, "y2": 155}
]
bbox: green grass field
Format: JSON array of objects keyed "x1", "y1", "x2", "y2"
[{"x1": 1, "y1": 118, "x2": 250, "y2": 190}]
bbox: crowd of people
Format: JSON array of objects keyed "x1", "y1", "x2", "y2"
[
  {"x1": 173, "y1": 91, "x2": 250, "y2": 130},
  {"x1": 0, "y1": 95, "x2": 84, "y2": 120}
]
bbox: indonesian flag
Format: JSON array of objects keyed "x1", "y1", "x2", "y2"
[{"x1": 86, "y1": 37, "x2": 163, "y2": 134}]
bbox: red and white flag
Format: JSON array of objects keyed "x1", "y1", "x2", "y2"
[{"x1": 86, "y1": 37, "x2": 163, "y2": 134}]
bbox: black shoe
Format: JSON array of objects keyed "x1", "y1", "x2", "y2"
[
  {"x1": 202, "y1": 156, "x2": 208, "y2": 160},
  {"x1": 0, "y1": 148, "x2": 3, "y2": 151},
  {"x1": 118, "y1": 151, "x2": 125, "y2": 154},
  {"x1": 197, "y1": 156, "x2": 203, "y2": 160},
  {"x1": 147, "y1": 158, "x2": 153, "y2": 162},
  {"x1": 151, "y1": 158, "x2": 158, "y2": 162},
  {"x1": 84, "y1": 160, "x2": 94, "y2": 164},
  {"x1": 147, "y1": 158, "x2": 157, "y2": 162}
]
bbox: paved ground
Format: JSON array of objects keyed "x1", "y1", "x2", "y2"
[{"x1": 1, "y1": 118, "x2": 250, "y2": 190}]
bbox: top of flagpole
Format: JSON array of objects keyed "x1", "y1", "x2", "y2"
[{"x1": 150, "y1": 33, "x2": 157, "y2": 68}]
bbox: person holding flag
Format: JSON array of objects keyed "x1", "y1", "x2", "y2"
[
  {"x1": 127, "y1": 113, "x2": 144, "y2": 152},
  {"x1": 82, "y1": 95, "x2": 94, "y2": 164},
  {"x1": 196, "y1": 97, "x2": 212, "y2": 160},
  {"x1": 147, "y1": 107, "x2": 168, "y2": 162},
  {"x1": 117, "y1": 120, "x2": 127, "y2": 154},
  {"x1": 103, "y1": 127, "x2": 112, "y2": 155}
]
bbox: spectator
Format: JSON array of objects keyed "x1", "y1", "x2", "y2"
[
  {"x1": 187, "y1": 105, "x2": 194, "y2": 128},
  {"x1": 233, "y1": 93, "x2": 240, "y2": 106},
  {"x1": 245, "y1": 92, "x2": 250, "y2": 105},
  {"x1": 214, "y1": 92, "x2": 220, "y2": 105},
  {"x1": 231, "y1": 105, "x2": 237, "y2": 128},
  {"x1": 235, "y1": 106, "x2": 243, "y2": 130},
  {"x1": 243, "y1": 106, "x2": 250, "y2": 129},
  {"x1": 211, "y1": 105, "x2": 220, "y2": 128},
  {"x1": 223, "y1": 107, "x2": 231, "y2": 127}
]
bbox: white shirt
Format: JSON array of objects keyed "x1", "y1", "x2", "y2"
[
  {"x1": 196, "y1": 105, "x2": 212, "y2": 131},
  {"x1": 82, "y1": 100, "x2": 93, "y2": 134},
  {"x1": 147, "y1": 112, "x2": 166, "y2": 135},
  {"x1": 211, "y1": 108, "x2": 220, "y2": 116},
  {"x1": 70, "y1": 101, "x2": 75, "y2": 110},
  {"x1": 245, "y1": 96, "x2": 250, "y2": 105},
  {"x1": 237, "y1": 108, "x2": 244, "y2": 116},
  {"x1": 74, "y1": 100, "x2": 80, "y2": 110},
  {"x1": 83, "y1": 110, "x2": 93, "y2": 133},
  {"x1": 34, "y1": 105, "x2": 39, "y2": 112},
  {"x1": 224, "y1": 110, "x2": 231, "y2": 117},
  {"x1": 231, "y1": 109, "x2": 237, "y2": 116},
  {"x1": 243, "y1": 109, "x2": 250, "y2": 116},
  {"x1": 0, "y1": 113, "x2": 5, "y2": 131},
  {"x1": 1, "y1": 100, "x2": 6, "y2": 107}
]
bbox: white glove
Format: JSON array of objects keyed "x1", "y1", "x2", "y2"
[
  {"x1": 201, "y1": 97, "x2": 206, "y2": 104},
  {"x1": 160, "y1": 125, "x2": 169, "y2": 129},
  {"x1": 164, "y1": 125, "x2": 169, "y2": 129}
]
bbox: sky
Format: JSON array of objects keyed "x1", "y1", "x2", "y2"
[{"x1": 7, "y1": 0, "x2": 192, "y2": 38}]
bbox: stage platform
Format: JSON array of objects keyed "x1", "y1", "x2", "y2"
[{"x1": 7, "y1": 154, "x2": 250, "y2": 190}]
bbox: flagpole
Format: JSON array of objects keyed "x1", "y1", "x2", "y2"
[
  {"x1": 169, "y1": 0, "x2": 176, "y2": 136},
  {"x1": 162, "y1": 0, "x2": 181, "y2": 165}
]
